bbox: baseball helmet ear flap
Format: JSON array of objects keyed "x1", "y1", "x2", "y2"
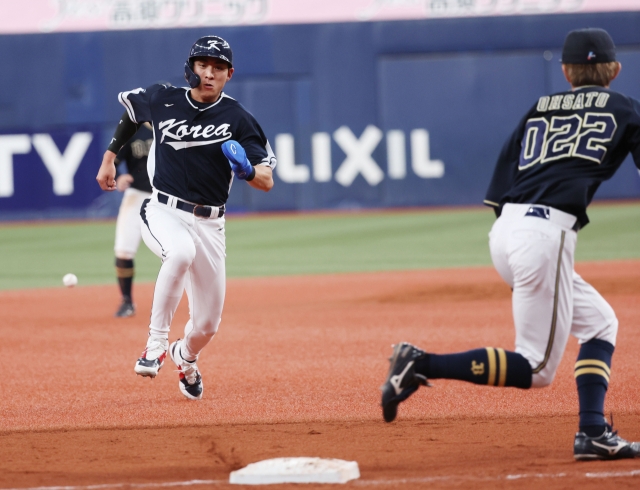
[{"x1": 184, "y1": 60, "x2": 200, "y2": 89}]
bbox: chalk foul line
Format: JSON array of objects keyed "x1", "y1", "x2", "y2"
[
  {"x1": 2, "y1": 469, "x2": 640, "y2": 490},
  {"x1": 0, "y1": 480, "x2": 225, "y2": 490},
  {"x1": 352, "y1": 469, "x2": 640, "y2": 485}
]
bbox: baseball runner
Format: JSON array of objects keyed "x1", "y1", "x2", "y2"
[
  {"x1": 381, "y1": 28, "x2": 640, "y2": 460},
  {"x1": 96, "y1": 35, "x2": 276, "y2": 400},
  {"x1": 112, "y1": 121, "x2": 153, "y2": 317}
]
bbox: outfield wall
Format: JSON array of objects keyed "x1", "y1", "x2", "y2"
[{"x1": 1, "y1": 11, "x2": 640, "y2": 218}]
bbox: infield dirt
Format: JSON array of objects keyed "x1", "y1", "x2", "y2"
[{"x1": 1, "y1": 261, "x2": 639, "y2": 489}]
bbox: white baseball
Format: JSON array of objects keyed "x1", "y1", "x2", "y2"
[{"x1": 62, "y1": 273, "x2": 78, "y2": 287}]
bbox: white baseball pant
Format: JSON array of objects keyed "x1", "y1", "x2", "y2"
[
  {"x1": 114, "y1": 187, "x2": 151, "y2": 259},
  {"x1": 140, "y1": 190, "x2": 226, "y2": 361},
  {"x1": 489, "y1": 203, "x2": 618, "y2": 388}
]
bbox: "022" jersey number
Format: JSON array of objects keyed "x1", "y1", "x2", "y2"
[{"x1": 519, "y1": 113, "x2": 617, "y2": 170}]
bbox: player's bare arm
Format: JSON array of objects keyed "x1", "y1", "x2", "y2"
[
  {"x1": 247, "y1": 165, "x2": 274, "y2": 192},
  {"x1": 96, "y1": 150, "x2": 117, "y2": 191},
  {"x1": 97, "y1": 111, "x2": 140, "y2": 191}
]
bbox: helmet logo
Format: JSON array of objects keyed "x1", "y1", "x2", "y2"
[
  {"x1": 206, "y1": 38, "x2": 230, "y2": 52},
  {"x1": 208, "y1": 39, "x2": 222, "y2": 51}
]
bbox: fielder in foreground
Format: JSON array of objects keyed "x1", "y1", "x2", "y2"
[
  {"x1": 97, "y1": 35, "x2": 276, "y2": 400},
  {"x1": 381, "y1": 28, "x2": 640, "y2": 460}
]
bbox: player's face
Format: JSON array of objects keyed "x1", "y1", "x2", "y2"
[{"x1": 191, "y1": 58, "x2": 234, "y2": 103}]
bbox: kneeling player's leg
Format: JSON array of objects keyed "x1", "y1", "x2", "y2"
[
  {"x1": 508, "y1": 220, "x2": 577, "y2": 387},
  {"x1": 382, "y1": 214, "x2": 576, "y2": 422},
  {"x1": 410, "y1": 212, "x2": 526, "y2": 388},
  {"x1": 571, "y1": 272, "x2": 618, "y2": 436},
  {"x1": 417, "y1": 217, "x2": 577, "y2": 389},
  {"x1": 180, "y1": 218, "x2": 226, "y2": 361},
  {"x1": 413, "y1": 347, "x2": 532, "y2": 388},
  {"x1": 140, "y1": 200, "x2": 196, "y2": 339},
  {"x1": 413, "y1": 217, "x2": 577, "y2": 389}
]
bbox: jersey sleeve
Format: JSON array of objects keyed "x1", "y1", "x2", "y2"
[
  {"x1": 117, "y1": 83, "x2": 167, "y2": 124},
  {"x1": 484, "y1": 110, "x2": 531, "y2": 213},
  {"x1": 236, "y1": 112, "x2": 277, "y2": 170}
]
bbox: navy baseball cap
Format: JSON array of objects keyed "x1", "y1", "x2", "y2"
[
  {"x1": 188, "y1": 35, "x2": 233, "y2": 67},
  {"x1": 561, "y1": 28, "x2": 616, "y2": 64}
]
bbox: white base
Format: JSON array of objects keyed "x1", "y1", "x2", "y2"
[{"x1": 229, "y1": 457, "x2": 360, "y2": 485}]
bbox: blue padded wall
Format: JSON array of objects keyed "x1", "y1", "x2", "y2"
[{"x1": 0, "y1": 11, "x2": 639, "y2": 218}]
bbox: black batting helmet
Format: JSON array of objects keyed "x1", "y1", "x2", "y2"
[{"x1": 184, "y1": 35, "x2": 233, "y2": 88}]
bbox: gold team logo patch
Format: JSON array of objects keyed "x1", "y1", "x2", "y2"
[{"x1": 471, "y1": 360, "x2": 485, "y2": 376}]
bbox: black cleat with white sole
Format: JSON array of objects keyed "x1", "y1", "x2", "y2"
[
  {"x1": 574, "y1": 426, "x2": 640, "y2": 460},
  {"x1": 134, "y1": 337, "x2": 168, "y2": 378},
  {"x1": 170, "y1": 339, "x2": 203, "y2": 400},
  {"x1": 380, "y1": 342, "x2": 430, "y2": 423}
]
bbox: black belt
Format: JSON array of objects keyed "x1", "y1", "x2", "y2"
[
  {"x1": 157, "y1": 192, "x2": 224, "y2": 219},
  {"x1": 525, "y1": 205, "x2": 580, "y2": 231}
]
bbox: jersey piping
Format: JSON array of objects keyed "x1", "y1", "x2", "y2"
[
  {"x1": 140, "y1": 199, "x2": 165, "y2": 260},
  {"x1": 532, "y1": 230, "x2": 566, "y2": 374},
  {"x1": 119, "y1": 88, "x2": 144, "y2": 124},
  {"x1": 183, "y1": 89, "x2": 234, "y2": 111},
  {"x1": 147, "y1": 139, "x2": 157, "y2": 185}
]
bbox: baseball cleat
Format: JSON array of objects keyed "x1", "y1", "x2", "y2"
[
  {"x1": 574, "y1": 426, "x2": 640, "y2": 460},
  {"x1": 170, "y1": 339, "x2": 203, "y2": 400},
  {"x1": 380, "y1": 342, "x2": 430, "y2": 423},
  {"x1": 114, "y1": 299, "x2": 135, "y2": 318},
  {"x1": 134, "y1": 336, "x2": 168, "y2": 378}
]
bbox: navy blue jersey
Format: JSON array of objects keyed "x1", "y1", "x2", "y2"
[
  {"x1": 115, "y1": 123, "x2": 153, "y2": 193},
  {"x1": 118, "y1": 84, "x2": 276, "y2": 206},
  {"x1": 485, "y1": 86, "x2": 640, "y2": 227}
]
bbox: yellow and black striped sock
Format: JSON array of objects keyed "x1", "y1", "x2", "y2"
[
  {"x1": 576, "y1": 339, "x2": 614, "y2": 436},
  {"x1": 415, "y1": 347, "x2": 532, "y2": 388},
  {"x1": 115, "y1": 257, "x2": 134, "y2": 300}
]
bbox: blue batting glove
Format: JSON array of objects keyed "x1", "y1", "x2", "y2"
[{"x1": 222, "y1": 140, "x2": 255, "y2": 181}]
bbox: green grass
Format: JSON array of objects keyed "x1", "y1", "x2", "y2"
[
  {"x1": 0, "y1": 222, "x2": 162, "y2": 290},
  {"x1": 1, "y1": 202, "x2": 639, "y2": 290},
  {"x1": 573, "y1": 203, "x2": 640, "y2": 261}
]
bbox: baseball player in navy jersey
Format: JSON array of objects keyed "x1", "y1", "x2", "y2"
[
  {"x1": 97, "y1": 35, "x2": 276, "y2": 400},
  {"x1": 381, "y1": 28, "x2": 640, "y2": 460},
  {"x1": 112, "y1": 122, "x2": 153, "y2": 318}
]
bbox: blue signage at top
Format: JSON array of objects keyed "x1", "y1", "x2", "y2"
[{"x1": 0, "y1": 11, "x2": 639, "y2": 219}]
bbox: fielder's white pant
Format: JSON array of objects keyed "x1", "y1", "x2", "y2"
[
  {"x1": 489, "y1": 203, "x2": 618, "y2": 388},
  {"x1": 140, "y1": 191, "x2": 226, "y2": 361},
  {"x1": 114, "y1": 187, "x2": 151, "y2": 259}
]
